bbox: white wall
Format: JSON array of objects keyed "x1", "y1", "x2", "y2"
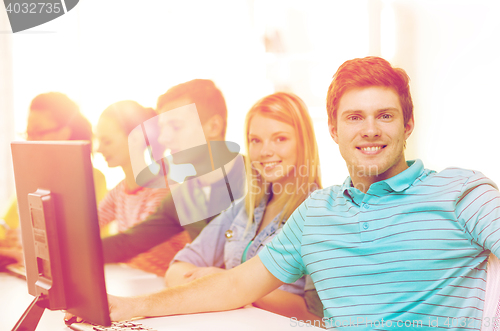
[
  {"x1": 0, "y1": 7, "x2": 15, "y2": 213},
  {"x1": 1, "y1": 0, "x2": 499, "y2": 212},
  {"x1": 387, "y1": 0, "x2": 500, "y2": 184}
]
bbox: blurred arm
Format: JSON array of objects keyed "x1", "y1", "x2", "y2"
[{"x1": 102, "y1": 194, "x2": 184, "y2": 262}]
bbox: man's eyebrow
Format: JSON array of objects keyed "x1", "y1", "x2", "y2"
[
  {"x1": 377, "y1": 107, "x2": 400, "y2": 112},
  {"x1": 341, "y1": 107, "x2": 400, "y2": 115},
  {"x1": 340, "y1": 109, "x2": 363, "y2": 116}
]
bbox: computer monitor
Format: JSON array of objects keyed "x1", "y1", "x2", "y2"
[{"x1": 10, "y1": 141, "x2": 111, "y2": 330}]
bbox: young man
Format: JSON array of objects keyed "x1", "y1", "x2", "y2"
[
  {"x1": 105, "y1": 57, "x2": 500, "y2": 330},
  {"x1": 101, "y1": 79, "x2": 246, "y2": 263}
]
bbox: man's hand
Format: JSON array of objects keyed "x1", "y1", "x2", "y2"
[
  {"x1": 108, "y1": 294, "x2": 142, "y2": 322},
  {"x1": 182, "y1": 266, "x2": 225, "y2": 282},
  {"x1": 64, "y1": 295, "x2": 141, "y2": 323},
  {"x1": 63, "y1": 312, "x2": 82, "y2": 324}
]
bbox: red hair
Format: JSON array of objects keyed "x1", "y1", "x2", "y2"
[
  {"x1": 327, "y1": 56, "x2": 413, "y2": 125},
  {"x1": 29, "y1": 92, "x2": 92, "y2": 142},
  {"x1": 156, "y1": 79, "x2": 227, "y2": 138}
]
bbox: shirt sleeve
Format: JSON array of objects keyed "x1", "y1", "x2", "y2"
[
  {"x1": 455, "y1": 171, "x2": 500, "y2": 257},
  {"x1": 137, "y1": 188, "x2": 170, "y2": 221},
  {"x1": 171, "y1": 201, "x2": 240, "y2": 268},
  {"x1": 101, "y1": 192, "x2": 185, "y2": 263},
  {"x1": 258, "y1": 198, "x2": 308, "y2": 284},
  {"x1": 97, "y1": 184, "x2": 118, "y2": 229}
]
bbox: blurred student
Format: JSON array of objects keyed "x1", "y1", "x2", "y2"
[
  {"x1": 165, "y1": 92, "x2": 322, "y2": 320},
  {"x1": 0, "y1": 92, "x2": 107, "y2": 263},
  {"x1": 95, "y1": 100, "x2": 189, "y2": 275},
  {"x1": 101, "y1": 79, "x2": 246, "y2": 263}
]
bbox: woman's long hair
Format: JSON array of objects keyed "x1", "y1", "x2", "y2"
[{"x1": 244, "y1": 92, "x2": 322, "y2": 227}]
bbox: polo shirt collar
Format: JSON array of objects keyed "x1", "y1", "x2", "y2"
[
  {"x1": 341, "y1": 159, "x2": 424, "y2": 199},
  {"x1": 383, "y1": 159, "x2": 424, "y2": 192}
]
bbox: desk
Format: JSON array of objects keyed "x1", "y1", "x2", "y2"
[{"x1": 1, "y1": 265, "x2": 323, "y2": 331}]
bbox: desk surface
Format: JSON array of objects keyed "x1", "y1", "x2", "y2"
[{"x1": 1, "y1": 264, "x2": 323, "y2": 331}]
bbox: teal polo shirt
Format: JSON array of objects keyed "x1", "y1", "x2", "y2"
[{"x1": 259, "y1": 160, "x2": 500, "y2": 330}]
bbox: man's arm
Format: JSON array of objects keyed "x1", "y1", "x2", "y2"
[
  {"x1": 166, "y1": 261, "x2": 225, "y2": 287},
  {"x1": 164, "y1": 261, "x2": 198, "y2": 286},
  {"x1": 108, "y1": 256, "x2": 284, "y2": 321},
  {"x1": 102, "y1": 194, "x2": 185, "y2": 263},
  {"x1": 253, "y1": 289, "x2": 323, "y2": 324},
  {"x1": 455, "y1": 172, "x2": 500, "y2": 256},
  {"x1": 166, "y1": 262, "x2": 319, "y2": 322}
]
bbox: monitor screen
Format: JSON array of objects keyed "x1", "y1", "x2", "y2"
[{"x1": 11, "y1": 141, "x2": 111, "y2": 328}]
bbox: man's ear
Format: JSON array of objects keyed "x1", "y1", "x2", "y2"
[
  {"x1": 404, "y1": 115, "x2": 415, "y2": 140},
  {"x1": 202, "y1": 114, "x2": 225, "y2": 140},
  {"x1": 328, "y1": 121, "x2": 339, "y2": 145}
]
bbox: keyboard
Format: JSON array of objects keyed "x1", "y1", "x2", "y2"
[{"x1": 68, "y1": 321, "x2": 157, "y2": 331}]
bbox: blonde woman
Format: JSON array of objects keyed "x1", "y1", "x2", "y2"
[{"x1": 165, "y1": 92, "x2": 322, "y2": 320}]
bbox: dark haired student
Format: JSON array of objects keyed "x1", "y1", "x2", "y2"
[{"x1": 101, "y1": 80, "x2": 246, "y2": 264}]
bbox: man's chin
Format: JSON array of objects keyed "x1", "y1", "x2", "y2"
[{"x1": 350, "y1": 163, "x2": 382, "y2": 177}]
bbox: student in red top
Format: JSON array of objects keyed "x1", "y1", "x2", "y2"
[{"x1": 96, "y1": 100, "x2": 190, "y2": 275}]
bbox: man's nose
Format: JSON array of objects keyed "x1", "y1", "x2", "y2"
[{"x1": 361, "y1": 117, "x2": 381, "y2": 138}]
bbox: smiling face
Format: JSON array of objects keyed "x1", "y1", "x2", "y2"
[
  {"x1": 96, "y1": 116, "x2": 130, "y2": 168},
  {"x1": 248, "y1": 114, "x2": 298, "y2": 185},
  {"x1": 329, "y1": 86, "x2": 414, "y2": 191}
]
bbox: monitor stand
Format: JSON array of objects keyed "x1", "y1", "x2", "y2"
[
  {"x1": 11, "y1": 294, "x2": 48, "y2": 331},
  {"x1": 12, "y1": 190, "x2": 67, "y2": 331}
]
